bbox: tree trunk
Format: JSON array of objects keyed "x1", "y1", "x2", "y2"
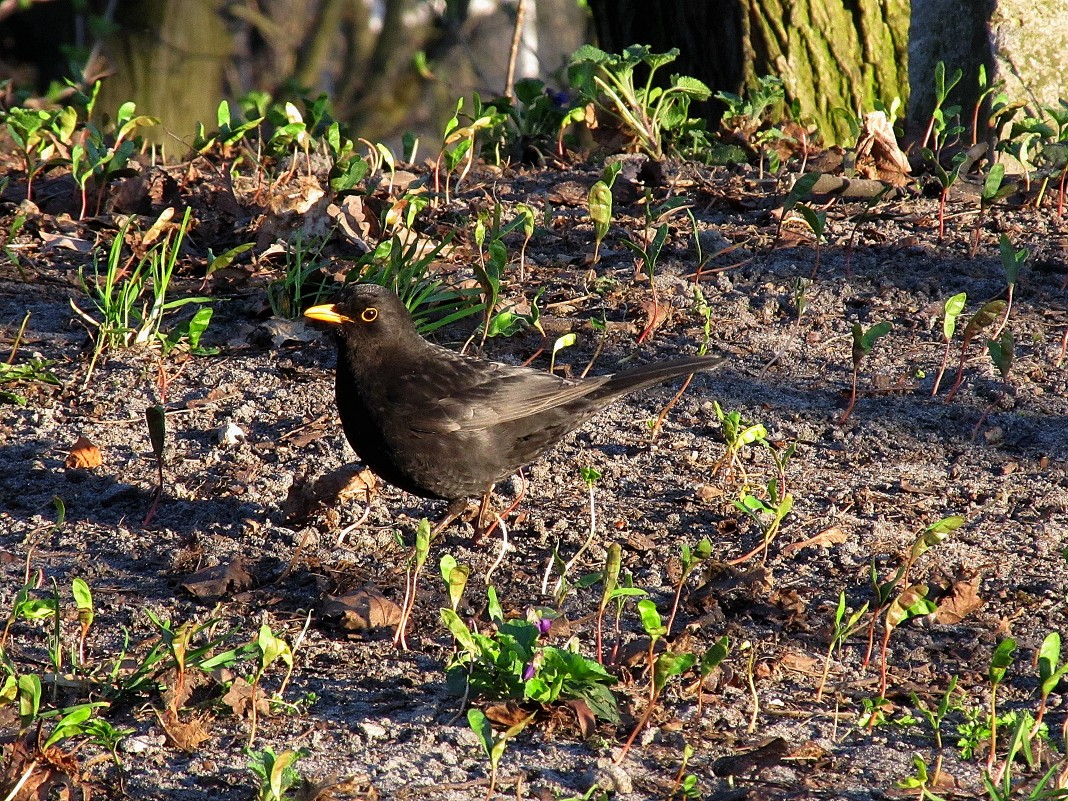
[{"x1": 588, "y1": 0, "x2": 909, "y2": 146}]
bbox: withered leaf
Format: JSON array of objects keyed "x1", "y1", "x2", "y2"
[
  {"x1": 158, "y1": 707, "x2": 213, "y2": 752},
  {"x1": 65, "y1": 436, "x2": 102, "y2": 469},
  {"x1": 565, "y1": 698, "x2": 596, "y2": 739},
  {"x1": 934, "y1": 576, "x2": 985, "y2": 624},
  {"x1": 321, "y1": 587, "x2": 401, "y2": 634},
  {"x1": 180, "y1": 559, "x2": 253, "y2": 600},
  {"x1": 712, "y1": 736, "x2": 791, "y2": 777},
  {"x1": 221, "y1": 676, "x2": 270, "y2": 719},
  {"x1": 781, "y1": 526, "x2": 848, "y2": 555},
  {"x1": 484, "y1": 700, "x2": 535, "y2": 728}
]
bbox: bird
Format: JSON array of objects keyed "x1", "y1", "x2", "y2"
[{"x1": 304, "y1": 283, "x2": 724, "y2": 535}]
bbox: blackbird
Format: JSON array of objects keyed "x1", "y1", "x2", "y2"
[{"x1": 304, "y1": 283, "x2": 723, "y2": 532}]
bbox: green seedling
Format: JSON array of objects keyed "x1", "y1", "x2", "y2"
[
  {"x1": 485, "y1": 286, "x2": 545, "y2": 341},
  {"x1": 816, "y1": 591, "x2": 869, "y2": 702},
  {"x1": 71, "y1": 208, "x2": 211, "y2": 386},
  {"x1": 923, "y1": 149, "x2": 967, "y2": 241},
  {"x1": 4, "y1": 105, "x2": 76, "y2": 201},
  {"x1": 192, "y1": 99, "x2": 263, "y2": 155},
  {"x1": 987, "y1": 329, "x2": 1014, "y2": 383},
  {"x1": 515, "y1": 203, "x2": 536, "y2": 281},
  {"x1": 548, "y1": 332, "x2": 576, "y2": 376},
  {"x1": 439, "y1": 554, "x2": 470, "y2": 613},
  {"x1": 622, "y1": 223, "x2": 669, "y2": 346},
  {"x1": 1032, "y1": 632, "x2": 1068, "y2": 738},
  {"x1": 773, "y1": 172, "x2": 821, "y2": 247},
  {"x1": 434, "y1": 96, "x2": 507, "y2": 202},
  {"x1": 839, "y1": 321, "x2": 892, "y2": 423},
  {"x1": 694, "y1": 636, "x2": 730, "y2": 721},
  {"x1": 668, "y1": 742, "x2": 701, "y2": 800},
  {"x1": 616, "y1": 599, "x2": 696, "y2": 762},
  {"x1": 346, "y1": 231, "x2": 484, "y2": 335},
  {"x1": 568, "y1": 45, "x2": 711, "y2": 159},
  {"x1": 0, "y1": 314, "x2": 59, "y2": 406},
  {"x1": 972, "y1": 65, "x2": 1007, "y2": 148},
  {"x1": 666, "y1": 537, "x2": 712, "y2": 636},
  {"x1": 594, "y1": 543, "x2": 622, "y2": 663},
  {"x1": 969, "y1": 164, "x2": 1015, "y2": 257},
  {"x1": 467, "y1": 706, "x2": 534, "y2": 799},
  {"x1": 441, "y1": 589, "x2": 619, "y2": 721},
  {"x1": 395, "y1": 518, "x2": 432, "y2": 651},
  {"x1": 985, "y1": 712, "x2": 1059, "y2": 800},
  {"x1": 247, "y1": 747, "x2": 307, "y2": 801},
  {"x1": 715, "y1": 75, "x2": 788, "y2": 170},
  {"x1": 992, "y1": 234, "x2": 1027, "y2": 338},
  {"x1": 795, "y1": 203, "x2": 827, "y2": 278},
  {"x1": 910, "y1": 675, "x2": 960, "y2": 787},
  {"x1": 898, "y1": 753, "x2": 949, "y2": 801},
  {"x1": 932, "y1": 292, "x2": 967, "y2": 396},
  {"x1": 267, "y1": 232, "x2": 332, "y2": 319},
  {"x1": 731, "y1": 480, "x2": 793, "y2": 564},
  {"x1": 921, "y1": 61, "x2": 964, "y2": 154},
  {"x1": 985, "y1": 639, "x2": 1017, "y2": 773},
  {"x1": 246, "y1": 624, "x2": 294, "y2": 747},
  {"x1": 945, "y1": 299, "x2": 1007, "y2": 402},
  {"x1": 588, "y1": 179, "x2": 613, "y2": 264},
  {"x1": 712, "y1": 401, "x2": 767, "y2": 484}
]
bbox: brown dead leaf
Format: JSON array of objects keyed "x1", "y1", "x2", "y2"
[
  {"x1": 158, "y1": 707, "x2": 213, "y2": 752},
  {"x1": 934, "y1": 575, "x2": 985, "y2": 624},
  {"x1": 484, "y1": 700, "x2": 535, "y2": 728},
  {"x1": 565, "y1": 699, "x2": 597, "y2": 739},
  {"x1": 295, "y1": 774, "x2": 380, "y2": 801},
  {"x1": 65, "y1": 436, "x2": 102, "y2": 469},
  {"x1": 283, "y1": 465, "x2": 377, "y2": 525},
  {"x1": 221, "y1": 676, "x2": 270, "y2": 719},
  {"x1": 779, "y1": 650, "x2": 821, "y2": 675},
  {"x1": 321, "y1": 587, "x2": 402, "y2": 635},
  {"x1": 712, "y1": 736, "x2": 791, "y2": 777},
  {"x1": 781, "y1": 526, "x2": 848, "y2": 555},
  {"x1": 180, "y1": 559, "x2": 253, "y2": 600},
  {"x1": 39, "y1": 230, "x2": 93, "y2": 252}
]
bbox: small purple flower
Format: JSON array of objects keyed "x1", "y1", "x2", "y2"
[
  {"x1": 536, "y1": 616, "x2": 552, "y2": 636},
  {"x1": 522, "y1": 661, "x2": 536, "y2": 681}
]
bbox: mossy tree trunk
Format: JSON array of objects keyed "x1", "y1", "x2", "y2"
[{"x1": 588, "y1": 0, "x2": 910, "y2": 145}]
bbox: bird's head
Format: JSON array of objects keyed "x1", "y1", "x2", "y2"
[{"x1": 304, "y1": 283, "x2": 416, "y2": 346}]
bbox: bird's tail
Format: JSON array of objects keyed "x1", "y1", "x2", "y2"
[{"x1": 594, "y1": 354, "x2": 725, "y2": 401}]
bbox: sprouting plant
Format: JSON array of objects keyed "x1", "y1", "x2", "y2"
[
  {"x1": 716, "y1": 75, "x2": 789, "y2": 171},
  {"x1": 1032, "y1": 632, "x2": 1068, "y2": 738},
  {"x1": 992, "y1": 234, "x2": 1027, "y2": 339},
  {"x1": 439, "y1": 554, "x2": 470, "y2": 613},
  {"x1": 4, "y1": 105, "x2": 77, "y2": 201},
  {"x1": 440, "y1": 589, "x2": 619, "y2": 720},
  {"x1": 984, "y1": 639, "x2": 1017, "y2": 774},
  {"x1": 773, "y1": 172, "x2": 821, "y2": 247},
  {"x1": 395, "y1": 518, "x2": 432, "y2": 651},
  {"x1": 666, "y1": 537, "x2": 711, "y2": 636},
  {"x1": 588, "y1": 178, "x2": 613, "y2": 264},
  {"x1": 617, "y1": 599, "x2": 696, "y2": 762},
  {"x1": 844, "y1": 186, "x2": 892, "y2": 277},
  {"x1": 434, "y1": 96, "x2": 507, "y2": 202},
  {"x1": 544, "y1": 465, "x2": 601, "y2": 604},
  {"x1": 246, "y1": 625, "x2": 295, "y2": 747},
  {"x1": 567, "y1": 45, "x2": 712, "y2": 159},
  {"x1": 70, "y1": 208, "x2": 212, "y2": 386},
  {"x1": 514, "y1": 203, "x2": 536, "y2": 281},
  {"x1": 921, "y1": 62, "x2": 964, "y2": 154},
  {"x1": 839, "y1": 321, "x2": 892, "y2": 423},
  {"x1": 969, "y1": 164, "x2": 1015, "y2": 257},
  {"x1": 467, "y1": 707, "x2": 534, "y2": 799},
  {"x1": 972, "y1": 65, "x2": 1007, "y2": 148},
  {"x1": 816, "y1": 591, "x2": 869, "y2": 702},
  {"x1": 712, "y1": 401, "x2": 767, "y2": 483},
  {"x1": 923, "y1": 148, "x2": 967, "y2": 241},
  {"x1": 247, "y1": 747, "x2": 307, "y2": 801},
  {"x1": 932, "y1": 292, "x2": 967, "y2": 396},
  {"x1": 795, "y1": 201, "x2": 828, "y2": 278},
  {"x1": 595, "y1": 543, "x2": 622, "y2": 662},
  {"x1": 548, "y1": 333, "x2": 577, "y2": 375},
  {"x1": 667, "y1": 742, "x2": 701, "y2": 800},
  {"x1": 731, "y1": 480, "x2": 793, "y2": 564},
  {"x1": 267, "y1": 232, "x2": 332, "y2": 319},
  {"x1": 944, "y1": 299, "x2": 1007, "y2": 402},
  {"x1": 897, "y1": 753, "x2": 949, "y2": 801},
  {"x1": 910, "y1": 675, "x2": 960, "y2": 787},
  {"x1": 346, "y1": 231, "x2": 484, "y2": 334},
  {"x1": 693, "y1": 636, "x2": 730, "y2": 721},
  {"x1": 984, "y1": 712, "x2": 1063, "y2": 801}
]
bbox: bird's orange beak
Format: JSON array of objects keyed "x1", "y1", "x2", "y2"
[{"x1": 304, "y1": 303, "x2": 351, "y2": 325}]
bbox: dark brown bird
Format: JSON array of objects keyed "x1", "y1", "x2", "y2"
[{"x1": 305, "y1": 283, "x2": 723, "y2": 533}]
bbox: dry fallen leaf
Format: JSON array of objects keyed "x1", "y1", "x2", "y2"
[
  {"x1": 158, "y1": 707, "x2": 213, "y2": 752},
  {"x1": 65, "y1": 436, "x2": 102, "y2": 469},
  {"x1": 221, "y1": 676, "x2": 270, "y2": 719},
  {"x1": 781, "y1": 526, "x2": 848, "y2": 555},
  {"x1": 934, "y1": 575, "x2": 985, "y2": 624},
  {"x1": 321, "y1": 587, "x2": 402, "y2": 635},
  {"x1": 180, "y1": 559, "x2": 253, "y2": 600},
  {"x1": 484, "y1": 700, "x2": 535, "y2": 728}
]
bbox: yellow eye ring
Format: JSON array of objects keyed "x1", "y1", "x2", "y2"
[{"x1": 360, "y1": 307, "x2": 378, "y2": 323}]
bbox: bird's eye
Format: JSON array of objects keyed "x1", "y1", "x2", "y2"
[{"x1": 360, "y1": 307, "x2": 378, "y2": 323}]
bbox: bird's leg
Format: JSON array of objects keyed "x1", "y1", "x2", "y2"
[
  {"x1": 470, "y1": 491, "x2": 495, "y2": 544},
  {"x1": 430, "y1": 498, "x2": 469, "y2": 539}
]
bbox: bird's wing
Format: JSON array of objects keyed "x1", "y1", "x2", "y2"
[{"x1": 395, "y1": 361, "x2": 606, "y2": 434}]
